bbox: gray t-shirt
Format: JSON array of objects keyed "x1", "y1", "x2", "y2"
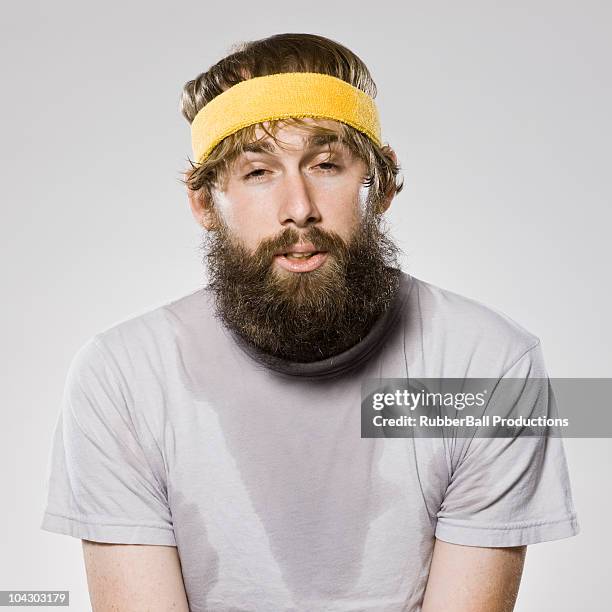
[{"x1": 41, "y1": 271, "x2": 579, "y2": 611}]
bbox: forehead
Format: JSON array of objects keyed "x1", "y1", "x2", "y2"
[
  {"x1": 238, "y1": 119, "x2": 348, "y2": 155},
  {"x1": 241, "y1": 133, "x2": 342, "y2": 155}
]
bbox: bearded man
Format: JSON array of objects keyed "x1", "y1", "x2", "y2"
[{"x1": 41, "y1": 33, "x2": 579, "y2": 612}]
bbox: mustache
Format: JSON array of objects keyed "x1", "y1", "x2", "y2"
[{"x1": 248, "y1": 225, "x2": 351, "y2": 266}]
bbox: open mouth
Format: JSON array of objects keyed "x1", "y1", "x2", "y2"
[
  {"x1": 283, "y1": 251, "x2": 322, "y2": 260},
  {"x1": 274, "y1": 250, "x2": 329, "y2": 272}
]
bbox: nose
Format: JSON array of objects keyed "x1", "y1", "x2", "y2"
[{"x1": 277, "y1": 170, "x2": 321, "y2": 228}]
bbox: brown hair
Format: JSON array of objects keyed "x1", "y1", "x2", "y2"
[{"x1": 180, "y1": 33, "x2": 403, "y2": 212}]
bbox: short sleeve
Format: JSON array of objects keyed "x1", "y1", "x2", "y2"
[
  {"x1": 435, "y1": 340, "x2": 580, "y2": 547},
  {"x1": 40, "y1": 336, "x2": 176, "y2": 545}
]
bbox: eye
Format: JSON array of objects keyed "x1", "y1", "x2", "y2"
[
  {"x1": 244, "y1": 168, "x2": 268, "y2": 181},
  {"x1": 317, "y1": 162, "x2": 339, "y2": 172},
  {"x1": 243, "y1": 162, "x2": 340, "y2": 182}
]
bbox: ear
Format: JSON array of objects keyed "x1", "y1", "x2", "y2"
[
  {"x1": 185, "y1": 171, "x2": 218, "y2": 230},
  {"x1": 377, "y1": 146, "x2": 399, "y2": 214}
]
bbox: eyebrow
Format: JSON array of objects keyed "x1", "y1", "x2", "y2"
[{"x1": 240, "y1": 133, "x2": 341, "y2": 155}]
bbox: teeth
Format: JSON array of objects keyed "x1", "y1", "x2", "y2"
[{"x1": 285, "y1": 252, "x2": 315, "y2": 259}]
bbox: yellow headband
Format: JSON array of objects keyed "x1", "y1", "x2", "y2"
[{"x1": 190, "y1": 72, "x2": 382, "y2": 164}]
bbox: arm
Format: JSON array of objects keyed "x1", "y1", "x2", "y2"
[
  {"x1": 82, "y1": 540, "x2": 190, "y2": 612},
  {"x1": 421, "y1": 539, "x2": 526, "y2": 612}
]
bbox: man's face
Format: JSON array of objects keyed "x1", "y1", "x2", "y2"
[
  {"x1": 191, "y1": 118, "x2": 401, "y2": 363},
  {"x1": 210, "y1": 118, "x2": 369, "y2": 273}
]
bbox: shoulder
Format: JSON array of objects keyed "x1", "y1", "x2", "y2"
[
  {"x1": 404, "y1": 273, "x2": 541, "y2": 375},
  {"x1": 75, "y1": 288, "x2": 215, "y2": 375}
]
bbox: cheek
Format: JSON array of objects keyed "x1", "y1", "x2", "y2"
[
  {"x1": 214, "y1": 191, "x2": 273, "y2": 251},
  {"x1": 357, "y1": 184, "x2": 371, "y2": 216},
  {"x1": 225, "y1": 215, "x2": 268, "y2": 253},
  {"x1": 328, "y1": 185, "x2": 369, "y2": 240}
]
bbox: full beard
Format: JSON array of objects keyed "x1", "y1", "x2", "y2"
[{"x1": 200, "y1": 210, "x2": 402, "y2": 363}]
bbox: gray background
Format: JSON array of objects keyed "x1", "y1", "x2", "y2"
[{"x1": 2, "y1": 1, "x2": 610, "y2": 610}]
